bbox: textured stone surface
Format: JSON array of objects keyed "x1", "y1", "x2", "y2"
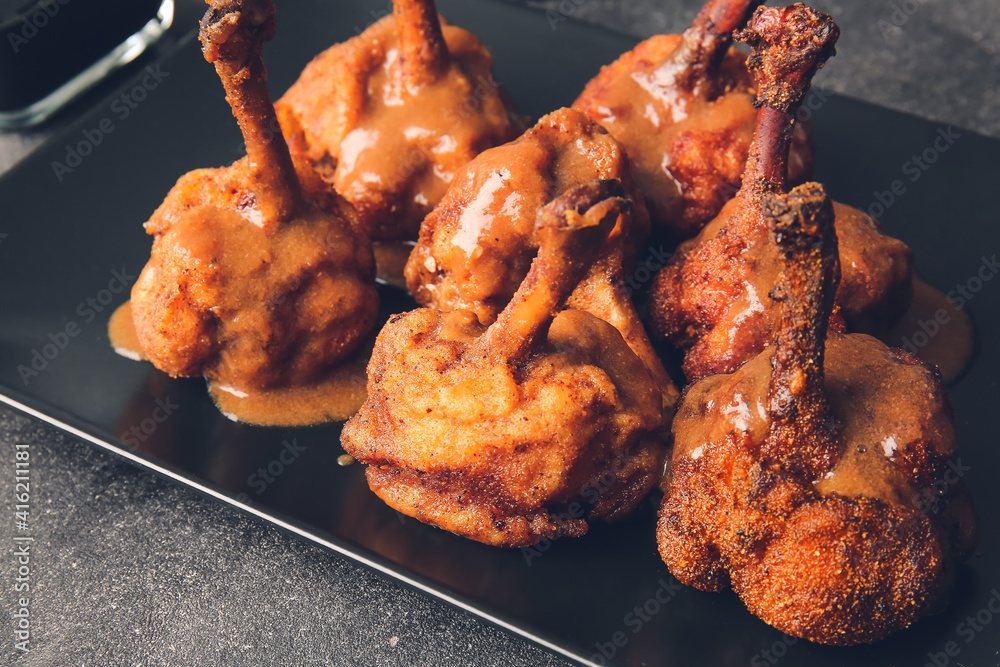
[
  {"x1": 0, "y1": 0, "x2": 996, "y2": 665},
  {"x1": 0, "y1": 408, "x2": 570, "y2": 666}
]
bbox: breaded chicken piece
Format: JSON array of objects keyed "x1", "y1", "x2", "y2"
[
  {"x1": 658, "y1": 182, "x2": 977, "y2": 645},
  {"x1": 573, "y1": 0, "x2": 813, "y2": 242},
  {"x1": 344, "y1": 182, "x2": 663, "y2": 547},
  {"x1": 405, "y1": 108, "x2": 678, "y2": 410},
  {"x1": 132, "y1": 0, "x2": 377, "y2": 391},
  {"x1": 648, "y1": 4, "x2": 912, "y2": 382},
  {"x1": 276, "y1": 0, "x2": 525, "y2": 242}
]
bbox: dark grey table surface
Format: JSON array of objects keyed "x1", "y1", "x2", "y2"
[{"x1": 1, "y1": 1, "x2": 997, "y2": 665}]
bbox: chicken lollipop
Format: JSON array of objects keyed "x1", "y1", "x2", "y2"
[
  {"x1": 275, "y1": 0, "x2": 525, "y2": 242},
  {"x1": 343, "y1": 181, "x2": 664, "y2": 547},
  {"x1": 129, "y1": 0, "x2": 378, "y2": 425},
  {"x1": 573, "y1": 0, "x2": 813, "y2": 242},
  {"x1": 405, "y1": 108, "x2": 678, "y2": 409},
  {"x1": 658, "y1": 182, "x2": 977, "y2": 645},
  {"x1": 649, "y1": 4, "x2": 913, "y2": 382}
]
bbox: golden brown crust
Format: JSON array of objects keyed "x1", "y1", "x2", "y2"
[
  {"x1": 344, "y1": 184, "x2": 664, "y2": 547},
  {"x1": 831, "y1": 202, "x2": 915, "y2": 332},
  {"x1": 394, "y1": 0, "x2": 450, "y2": 86},
  {"x1": 403, "y1": 107, "x2": 678, "y2": 408},
  {"x1": 132, "y1": 175, "x2": 378, "y2": 388},
  {"x1": 344, "y1": 307, "x2": 664, "y2": 547},
  {"x1": 404, "y1": 108, "x2": 648, "y2": 315},
  {"x1": 572, "y1": 1, "x2": 814, "y2": 241},
  {"x1": 657, "y1": 182, "x2": 977, "y2": 645},
  {"x1": 648, "y1": 5, "x2": 912, "y2": 382},
  {"x1": 648, "y1": 196, "x2": 913, "y2": 381},
  {"x1": 735, "y1": 4, "x2": 839, "y2": 112},
  {"x1": 276, "y1": 7, "x2": 525, "y2": 241},
  {"x1": 659, "y1": 335, "x2": 976, "y2": 644},
  {"x1": 365, "y1": 465, "x2": 590, "y2": 548},
  {"x1": 761, "y1": 184, "x2": 841, "y2": 477},
  {"x1": 131, "y1": 0, "x2": 378, "y2": 390},
  {"x1": 200, "y1": 0, "x2": 298, "y2": 225}
]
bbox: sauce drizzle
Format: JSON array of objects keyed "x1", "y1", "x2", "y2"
[
  {"x1": 207, "y1": 357, "x2": 368, "y2": 426},
  {"x1": 884, "y1": 277, "x2": 974, "y2": 383},
  {"x1": 110, "y1": 300, "x2": 371, "y2": 426},
  {"x1": 108, "y1": 301, "x2": 146, "y2": 361}
]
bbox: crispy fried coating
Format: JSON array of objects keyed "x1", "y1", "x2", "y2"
[
  {"x1": 343, "y1": 183, "x2": 663, "y2": 547},
  {"x1": 657, "y1": 182, "x2": 977, "y2": 645},
  {"x1": 405, "y1": 108, "x2": 648, "y2": 321},
  {"x1": 275, "y1": 0, "x2": 525, "y2": 242},
  {"x1": 573, "y1": 0, "x2": 813, "y2": 242},
  {"x1": 405, "y1": 107, "x2": 678, "y2": 409},
  {"x1": 649, "y1": 4, "x2": 913, "y2": 382},
  {"x1": 131, "y1": 0, "x2": 377, "y2": 391}
]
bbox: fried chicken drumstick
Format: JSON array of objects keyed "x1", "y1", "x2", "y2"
[
  {"x1": 649, "y1": 4, "x2": 913, "y2": 382},
  {"x1": 573, "y1": 0, "x2": 814, "y2": 242},
  {"x1": 343, "y1": 181, "x2": 664, "y2": 547},
  {"x1": 405, "y1": 108, "x2": 679, "y2": 410},
  {"x1": 131, "y1": 0, "x2": 378, "y2": 402},
  {"x1": 658, "y1": 182, "x2": 977, "y2": 645},
  {"x1": 276, "y1": 0, "x2": 525, "y2": 242}
]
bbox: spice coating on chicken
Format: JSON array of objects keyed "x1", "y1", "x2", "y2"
[
  {"x1": 648, "y1": 4, "x2": 913, "y2": 382},
  {"x1": 405, "y1": 107, "x2": 678, "y2": 409},
  {"x1": 657, "y1": 182, "x2": 977, "y2": 645},
  {"x1": 344, "y1": 182, "x2": 663, "y2": 547},
  {"x1": 573, "y1": 0, "x2": 813, "y2": 242},
  {"x1": 131, "y1": 0, "x2": 378, "y2": 391},
  {"x1": 276, "y1": 0, "x2": 525, "y2": 242}
]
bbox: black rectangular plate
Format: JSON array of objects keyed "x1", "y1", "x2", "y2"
[{"x1": 1, "y1": 2, "x2": 998, "y2": 665}]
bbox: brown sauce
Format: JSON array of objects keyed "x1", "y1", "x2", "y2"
[
  {"x1": 582, "y1": 39, "x2": 758, "y2": 223},
  {"x1": 277, "y1": 15, "x2": 521, "y2": 242},
  {"x1": 405, "y1": 108, "x2": 640, "y2": 329},
  {"x1": 813, "y1": 440, "x2": 909, "y2": 508},
  {"x1": 207, "y1": 353, "x2": 369, "y2": 426},
  {"x1": 374, "y1": 241, "x2": 415, "y2": 290},
  {"x1": 110, "y1": 300, "x2": 371, "y2": 426},
  {"x1": 676, "y1": 334, "x2": 956, "y2": 511},
  {"x1": 108, "y1": 301, "x2": 146, "y2": 361},
  {"x1": 884, "y1": 277, "x2": 974, "y2": 383},
  {"x1": 814, "y1": 333, "x2": 957, "y2": 509}
]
